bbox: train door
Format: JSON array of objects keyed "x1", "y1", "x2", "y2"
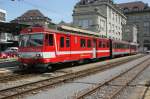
[
  {"x1": 66, "y1": 35, "x2": 71, "y2": 60},
  {"x1": 93, "y1": 39, "x2": 97, "y2": 58},
  {"x1": 58, "y1": 34, "x2": 71, "y2": 62},
  {"x1": 45, "y1": 33, "x2": 56, "y2": 58}
]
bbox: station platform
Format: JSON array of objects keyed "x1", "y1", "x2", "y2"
[
  {"x1": 0, "y1": 59, "x2": 18, "y2": 76},
  {"x1": 0, "y1": 67, "x2": 14, "y2": 76},
  {"x1": 0, "y1": 58, "x2": 17, "y2": 63},
  {"x1": 144, "y1": 87, "x2": 150, "y2": 99},
  {"x1": 0, "y1": 54, "x2": 142, "y2": 77}
]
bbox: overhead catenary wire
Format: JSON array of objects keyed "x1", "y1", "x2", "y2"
[{"x1": 7, "y1": 0, "x2": 80, "y2": 22}]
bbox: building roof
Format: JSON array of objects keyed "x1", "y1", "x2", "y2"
[
  {"x1": 11, "y1": 9, "x2": 52, "y2": 23},
  {"x1": 58, "y1": 25, "x2": 101, "y2": 37},
  {"x1": 118, "y1": 1, "x2": 148, "y2": 11},
  {"x1": 78, "y1": 0, "x2": 113, "y2": 5},
  {"x1": 21, "y1": 9, "x2": 45, "y2": 18}
]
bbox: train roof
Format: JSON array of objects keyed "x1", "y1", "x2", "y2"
[
  {"x1": 57, "y1": 25, "x2": 101, "y2": 37},
  {"x1": 20, "y1": 26, "x2": 110, "y2": 40},
  {"x1": 112, "y1": 39, "x2": 131, "y2": 44}
]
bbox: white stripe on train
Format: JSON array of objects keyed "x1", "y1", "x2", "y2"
[{"x1": 19, "y1": 50, "x2": 110, "y2": 58}]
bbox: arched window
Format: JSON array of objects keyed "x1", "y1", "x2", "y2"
[
  {"x1": 124, "y1": 8, "x2": 129, "y2": 12},
  {"x1": 133, "y1": 7, "x2": 139, "y2": 11}
]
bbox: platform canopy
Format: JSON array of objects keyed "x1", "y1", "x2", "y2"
[
  {"x1": 0, "y1": 22, "x2": 29, "y2": 35},
  {"x1": 58, "y1": 25, "x2": 101, "y2": 37}
]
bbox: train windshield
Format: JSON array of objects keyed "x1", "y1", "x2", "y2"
[{"x1": 19, "y1": 33, "x2": 44, "y2": 47}]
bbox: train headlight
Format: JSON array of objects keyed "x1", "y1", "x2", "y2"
[
  {"x1": 36, "y1": 54, "x2": 42, "y2": 58},
  {"x1": 17, "y1": 54, "x2": 21, "y2": 57}
]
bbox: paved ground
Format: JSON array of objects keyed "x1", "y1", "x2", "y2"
[
  {"x1": 25, "y1": 55, "x2": 150, "y2": 99},
  {"x1": 145, "y1": 88, "x2": 150, "y2": 99},
  {"x1": 0, "y1": 60, "x2": 19, "y2": 76}
]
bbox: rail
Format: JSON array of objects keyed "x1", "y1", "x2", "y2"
[{"x1": 0, "y1": 55, "x2": 145, "y2": 99}]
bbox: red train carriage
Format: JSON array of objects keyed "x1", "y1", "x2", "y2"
[
  {"x1": 18, "y1": 26, "x2": 110, "y2": 69},
  {"x1": 130, "y1": 43, "x2": 138, "y2": 54},
  {"x1": 18, "y1": 26, "x2": 138, "y2": 70},
  {"x1": 111, "y1": 40, "x2": 130, "y2": 57}
]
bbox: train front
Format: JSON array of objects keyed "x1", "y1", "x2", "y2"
[{"x1": 18, "y1": 27, "x2": 49, "y2": 69}]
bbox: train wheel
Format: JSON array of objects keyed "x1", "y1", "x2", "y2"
[
  {"x1": 78, "y1": 60, "x2": 84, "y2": 64},
  {"x1": 18, "y1": 65, "x2": 26, "y2": 70},
  {"x1": 47, "y1": 65, "x2": 52, "y2": 70}
]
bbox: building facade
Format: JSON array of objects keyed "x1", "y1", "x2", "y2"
[
  {"x1": 122, "y1": 23, "x2": 137, "y2": 43},
  {"x1": 0, "y1": 9, "x2": 19, "y2": 51},
  {"x1": 0, "y1": 8, "x2": 6, "y2": 43},
  {"x1": 11, "y1": 9, "x2": 52, "y2": 28},
  {"x1": 73, "y1": 0, "x2": 127, "y2": 40},
  {"x1": 118, "y1": 1, "x2": 150, "y2": 50},
  {"x1": 0, "y1": 9, "x2": 6, "y2": 22}
]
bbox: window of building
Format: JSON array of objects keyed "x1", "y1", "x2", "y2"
[
  {"x1": 109, "y1": 8, "x2": 111, "y2": 18},
  {"x1": 60, "y1": 37, "x2": 64, "y2": 48},
  {"x1": 144, "y1": 22, "x2": 149, "y2": 27},
  {"x1": 133, "y1": 7, "x2": 139, "y2": 11},
  {"x1": 78, "y1": 19, "x2": 93, "y2": 29},
  {"x1": 82, "y1": 20, "x2": 89, "y2": 28},
  {"x1": 112, "y1": 12, "x2": 115, "y2": 20},
  {"x1": 124, "y1": 8, "x2": 129, "y2": 12},
  {"x1": 116, "y1": 14, "x2": 117, "y2": 22},
  {"x1": 144, "y1": 40, "x2": 150, "y2": 43}
]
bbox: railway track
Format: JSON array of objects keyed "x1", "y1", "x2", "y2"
[
  {"x1": 0, "y1": 55, "x2": 143, "y2": 83},
  {"x1": 75, "y1": 57, "x2": 150, "y2": 99},
  {"x1": 141, "y1": 87, "x2": 149, "y2": 99},
  {"x1": 0, "y1": 55, "x2": 145, "y2": 99},
  {"x1": 0, "y1": 73, "x2": 37, "y2": 83},
  {"x1": 0, "y1": 59, "x2": 16, "y2": 64}
]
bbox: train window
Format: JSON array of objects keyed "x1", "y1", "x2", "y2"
[
  {"x1": 66, "y1": 37, "x2": 70, "y2": 47},
  {"x1": 80, "y1": 39, "x2": 86, "y2": 48},
  {"x1": 48, "y1": 34, "x2": 54, "y2": 46},
  {"x1": 116, "y1": 43, "x2": 118, "y2": 48},
  {"x1": 102, "y1": 41, "x2": 106, "y2": 48},
  {"x1": 99, "y1": 41, "x2": 102, "y2": 48},
  {"x1": 60, "y1": 37, "x2": 64, "y2": 48},
  {"x1": 107, "y1": 41, "x2": 109, "y2": 48},
  {"x1": 87, "y1": 39, "x2": 91, "y2": 48}
]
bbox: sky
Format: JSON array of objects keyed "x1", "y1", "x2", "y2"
[{"x1": 0, "y1": 0, "x2": 150, "y2": 23}]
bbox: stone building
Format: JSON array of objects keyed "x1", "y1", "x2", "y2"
[
  {"x1": 0, "y1": 9, "x2": 6, "y2": 22},
  {"x1": 0, "y1": 8, "x2": 6, "y2": 43},
  {"x1": 11, "y1": 9, "x2": 52, "y2": 27},
  {"x1": 118, "y1": 1, "x2": 150, "y2": 51},
  {"x1": 73, "y1": 0, "x2": 126, "y2": 40},
  {"x1": 0, "y1": 9, "x2": 18, "y2": 51},
  {"x1": 122, "y1": 23, "x2": 137, "y2": 43}
]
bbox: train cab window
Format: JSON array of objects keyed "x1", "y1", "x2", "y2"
[
  {"x1": 80, "y1": 39, "x2": 86, "y2": 48},
  {"x1": 60, "y1": 37, "x2": 64, "y2": 48},
  {"x1": 66, "y1": 37, "x2": 70, "y2": 48},
  {"x1": 46, "y1": 34, "x2": 54, "y2": 46},
  {"x1": 87, "y1": 39, "x2": 91, "y2": 48}
]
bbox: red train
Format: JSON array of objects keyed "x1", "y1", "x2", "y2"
[{"x1": 18, "y1": 26, "x2": 138, "y2": 69}]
